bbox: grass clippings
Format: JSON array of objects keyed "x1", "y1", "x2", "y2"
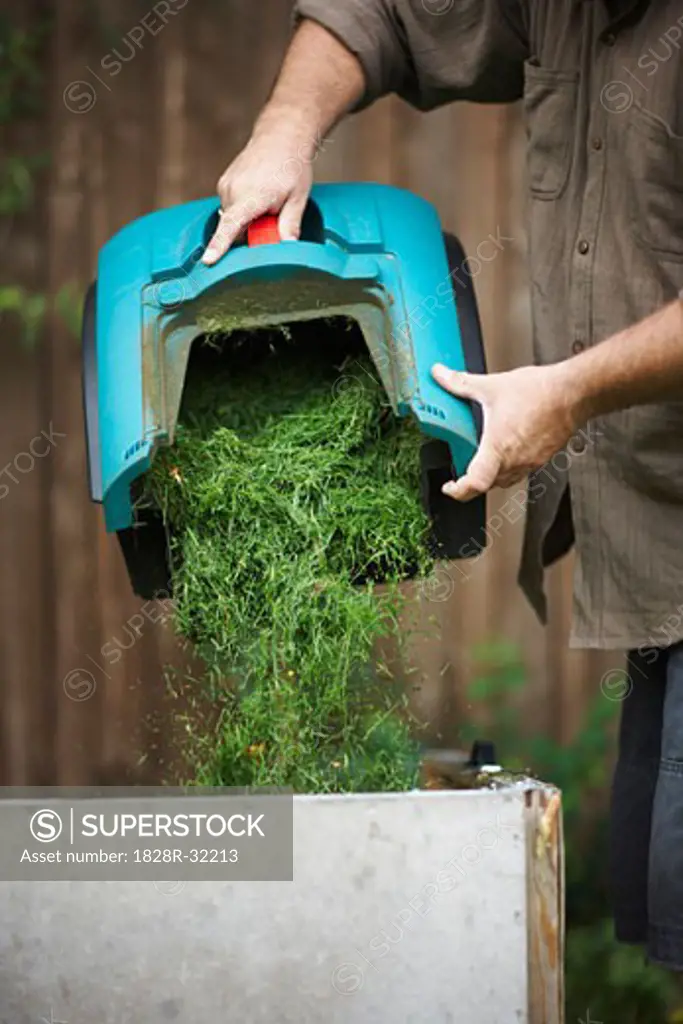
[{"x1": 143, "y1": 318, "x2": 435, "y2": 792}]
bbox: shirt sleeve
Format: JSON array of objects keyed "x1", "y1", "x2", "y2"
[{"x1": 292, "y1": 0, "x2": 529, "y2": 111}]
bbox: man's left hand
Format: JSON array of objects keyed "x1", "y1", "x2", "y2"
[{"x1": 432, "y1": 362, "x2": 582, "y2": 502}]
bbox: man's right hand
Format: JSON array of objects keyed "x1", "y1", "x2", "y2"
[
  {"x1": 200, "y1": 19, "x2": 365, "y2": 266},
  {"x1": 201, "y1": 118, "x2": 316, "y2": 265}
]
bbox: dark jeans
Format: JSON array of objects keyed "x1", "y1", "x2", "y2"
[{"x1": 611, "y1": 642, "x2": 683, "y2": 968}]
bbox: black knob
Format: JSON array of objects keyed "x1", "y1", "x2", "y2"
[{"x1": 468, "y1": 740, "x2": 497, "y2": 768}]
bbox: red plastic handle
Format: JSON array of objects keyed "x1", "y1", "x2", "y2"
[{"x1": 247, "y1": 215, "x2": 281, "y2": 246}]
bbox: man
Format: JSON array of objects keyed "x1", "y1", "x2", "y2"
[{"x1": 201, "y1": 1, "x2": 683, "y2": 969}]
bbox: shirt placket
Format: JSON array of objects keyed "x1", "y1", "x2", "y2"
[
  {"x1": 568, "y1": 28, "x2": 611, "y2": 452},
  {"x1": 567, "y1": 13, "x2": 616, "y2": 641}
]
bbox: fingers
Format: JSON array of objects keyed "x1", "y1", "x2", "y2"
[
  {"x1": 443, "y1": 441, "x2": 501, "y2": 502},
  {"x1": 278, "y1": 188, "x2": 308, "y2": 241},
  {"x1": 202, "y1": 188, "x2": 304, "y2": 262},
  {"x1": 201, "y1": 132, "x2": 315, "y2": 265},
  {"x1": 201, "y1": 183, "x2": 309, "y2": 263},
  {"x1": 202, "y1": 201, "x2": 263, "y2": 266},
  {"x1": 432, "y1": 363, "x2": 488, "y2": 402},
  {"x1": 432, "y1": 363, "x2": 495, "y2": 500}
]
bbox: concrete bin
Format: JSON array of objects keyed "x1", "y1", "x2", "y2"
[{"x1": 0, "y1": 783, "x2": 563, "y2": 1023}]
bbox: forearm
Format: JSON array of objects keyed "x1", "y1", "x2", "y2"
[
  {"x1": 567, "y1": 299, "x2": 683, "y2": 420},
  {"x1": 252, "y1": 20, "x2": 365, "y2": 157}
]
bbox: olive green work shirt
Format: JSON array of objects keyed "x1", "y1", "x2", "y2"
[{"x1": 294, "y1": 0, "x2": 683, "y2": 650}]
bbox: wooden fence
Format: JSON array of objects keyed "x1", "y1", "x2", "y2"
[{"x1": 0, "y1": 0, "x2": 620, "y2": 785}]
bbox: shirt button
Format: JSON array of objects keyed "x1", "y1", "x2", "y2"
[
  {"x1": 570, "y1": 433, "x2": 588, "y2": 456},
  {"x1": 578, "y1": 239, "x2": 590, "y2": 255},
  {"x1": 572, "y1": 340, "x2": 585, "y2": 355},
  {"x1": 604, "y1": 32, "x2": 616, "y2": 46},
  {"x1": 591, "y1": 137, "x2": 603, "y2": 151}
]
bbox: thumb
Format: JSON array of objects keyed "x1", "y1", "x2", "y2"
[
  {"x1": 432, "y1": 363, "x2": 488, "y2": 402},
  {"x1": 278, "y1": 189, "x2": 309, "y2": 241},
  {"x1": 443, "y1": 440, "x2": 501, "y2": 502}
]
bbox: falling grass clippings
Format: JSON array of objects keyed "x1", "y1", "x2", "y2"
[{"x1": 143, "y1": 317, "x2": 436, "y2": 793}]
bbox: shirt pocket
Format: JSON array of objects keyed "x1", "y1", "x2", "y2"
[
  {"x1": 523, "y1": 60, "x2": 579, "y2": 201},
  {"x1": 626, "y1": 104, "x2": 683, "y2": 262}
]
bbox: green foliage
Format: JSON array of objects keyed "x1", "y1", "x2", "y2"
[
  {"x1": 0, "y1": 12, "x2": 53, "y2": 352},
  {"x1": 0, "y1": 286, "x2": 45, "y2": 348},
  {"x1": 459, "y1": 645, "x2": 682, "y2": 1023},
  {"x1": 144, "y1": 323, "x2": 434, "y2": 791},
  {"x1": 566, "y1": 919, "x2": 678, "y2": 1023},
  {"x1": 0, "y1": 153, "x2": 47, "y2": 217},
  {"x1": 0, "y1": 14, "x2": 48, "y2": 216},
  {"x1": 0, "y1": 282, "x2": 84, "y2": 350},
  {"x1": 54, "y1": 281, "x2": 86, "y2": 340},
  {"x1": 0, "y1": 14, "x2": 47, "y2": 124}
]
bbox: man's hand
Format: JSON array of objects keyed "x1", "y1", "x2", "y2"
[
  {"x1": 432, "y1": 299, "x2": 683, "y2": 501},
  {"x1": 432, "y1": 362, "x2": 581, "y2": 501},
  {"x1": 202, "y1": 119, "x2": 315, "y2": 265},
  {"x1": 201, "y1": 20, "x2": 365, "y2": 265}
]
